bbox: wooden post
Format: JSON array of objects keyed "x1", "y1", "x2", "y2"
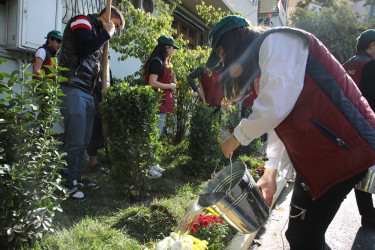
[
  {"x1": 102, "y1": 0, "x2": 111, "y2": 96},
  {"x1": 101, "y1": 0, "x2": 111, "y2": 137}
]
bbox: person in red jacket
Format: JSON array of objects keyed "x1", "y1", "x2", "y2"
[
  {"x1": 33, "y1": 30, "x2": 62, "y2": 80},
  {"x1": 187, "y1": 65, "x2": 223, "y2": 113},
  {"x1": 343, "y1": 29, "x2": 375, "y2": 229},
  {"x1": 33, "y1": 30, "x2": 62, "y2": 121},
  {"x1": 145, "y1": 35, "x2": 179, "y2": 178},
  {"x1": 211, "y1": 15, "x2": 375, "y2": 249}
]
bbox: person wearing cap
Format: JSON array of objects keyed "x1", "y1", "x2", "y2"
[
  {"x1": 144, "y1": 35, "x2": 179, "y2": 178},
  {"x1": 33, "y1": 30, "x2": 62, "y2": 122},
  {"x1": 212, "y1": 15, "x2": 375, "y2": 248},
  {"x1": 343, "y1": 29, "x2": 375, "y2": 229},
  {"x1": 58, "y1": 6, "x2": 125, "y2": 199},
  {"x1": 33, "y1": 30, "x2": 62, "y2": 80}
]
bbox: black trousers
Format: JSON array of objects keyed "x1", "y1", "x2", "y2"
[
  {"x1": 355, "y1": 189, "x2": 375, "y2": 216},
  {"x1": 285, "y1": 171, "x2": 366, "y2": 250}
]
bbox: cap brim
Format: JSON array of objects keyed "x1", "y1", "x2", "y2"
[
  {"x1": 173, "y1": 45, "x2": 180, "y2": 49},
  {"x1": 206, "y1": 50, "x2": 221, "y2": 69}
]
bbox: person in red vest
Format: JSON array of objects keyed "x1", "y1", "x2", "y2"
[
  {"x1": 145, "y1": 35, "x2": 179, "y2": 178},
  {"x1": 343, "y1": 29, "x2": 375, "y2": 229},
  {"x1": 33, "y1": 30, "x2": 62, "y2": 120},
  {"x1": 211, "y1": 15, "x2": 375, "y2": 249},
  {"x1": 33, "y1": 30, "x2": 62, "y2": 80},
  {"x1": 187, "y1": 65, "x2": 223, "y2": 113}
]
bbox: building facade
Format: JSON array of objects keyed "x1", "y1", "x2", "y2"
[{"x1": 0, "y1": 0, "x2": 258, "y2": 80}]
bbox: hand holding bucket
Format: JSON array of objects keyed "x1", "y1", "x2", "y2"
[{"x1": 256, "y1": 168, "x2": 278, "y2": 206}]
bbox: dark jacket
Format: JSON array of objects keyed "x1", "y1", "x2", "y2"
[
  {"x1": 343, "y1": 52, "x2": 374, "y2": 88},
  {"x1": 58, "y1": 14, "x2": 104, "y2": 93}
]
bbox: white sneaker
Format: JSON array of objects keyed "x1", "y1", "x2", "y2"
[
  {"x1": 148, "y1": 168, "x2": 162, "y2": 179},
  {"x1": 152, "y1": 164, "x2": 165, "y2": 172}
]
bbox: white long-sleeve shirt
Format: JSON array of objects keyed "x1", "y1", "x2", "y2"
[{"x1": 233, "y1": 31, "x2": 309, "y2": 172}]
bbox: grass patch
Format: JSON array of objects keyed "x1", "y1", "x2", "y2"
[
  {"x1": 35, "y1": 217, "x2": 141, "y2": 249},
  {"x1": 28, "y1": 137, "x2": 259, "y2": 249}
]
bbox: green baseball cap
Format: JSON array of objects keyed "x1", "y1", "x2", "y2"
[
  {"x1": 358, "y1": 29, "x2": 375, "y2": 42},
  {"x1": 158, "y1": 35, "x2": 179, "y2": 49},
  {"x1": 46, "y1": 30, "x2": 63, "y2": 41},
  {"x1": 206, "y1": 15, "x2": 250, "y2": 69}
]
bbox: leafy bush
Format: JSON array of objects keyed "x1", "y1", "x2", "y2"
[
  {"x1": 0, "y1": 59, "x2": 68, "y2": 247},
  {"x1": 102, "y1": 83, "x2": 160, "y2": 199},
  {"x1": 186, "y1": 103, "x2": 221, "y2": 177}
]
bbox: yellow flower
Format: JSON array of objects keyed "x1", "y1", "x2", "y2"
[
  {"x1": 187, "y1": 235, "x2": 208, "y2": 250},
  {"x1": 204, "y1": 207, "x2": 219, "y2": 217}
]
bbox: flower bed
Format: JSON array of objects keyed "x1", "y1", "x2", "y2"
[{"x1": 146, "y1": 208, "x2": 236, "y2": 250}]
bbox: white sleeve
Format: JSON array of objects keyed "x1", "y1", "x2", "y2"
[
  {"x1": 233, "y1": 32, "x2": 309, "y2": 145},
  {"x1": 35, "y1": 48, "x2": 46, "y2": 61},
  {"x1": 264, "y1": 130, "x2": 285, "y2": 169},
  {"x1": 264, "y1": 130, "x2": 294, "y2": 179}
]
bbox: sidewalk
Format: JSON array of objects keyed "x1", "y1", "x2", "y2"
[{"x1": 249, "y1": 183, "x2": 375, "y2": 250}]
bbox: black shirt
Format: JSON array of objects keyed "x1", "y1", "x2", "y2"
[
  {"x1": 360, "y1": 60, "x2": 375, "y2": 111},
  {"x1": 149, "y1": 60, "x2": 163, "y2": 76}
]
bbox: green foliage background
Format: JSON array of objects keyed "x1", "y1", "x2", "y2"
[{"x1": 290, "y1": 0, "x2": 374, "y2": 63}]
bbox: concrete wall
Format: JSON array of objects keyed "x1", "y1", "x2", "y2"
[
  {"x1": 348, "y1": 0, "x2": 373, "y2": 23},
  {"x1": 227, "y1": 0, "x2": 259, "y2": 26}
]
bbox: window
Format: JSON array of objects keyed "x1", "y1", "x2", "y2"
[
  {"x1": 172, "y1": 16, "x2": 198, "y2": 49},
  {"x1": 142, "y1": 0, "x2": 154, "y2": 13},
  {"x1": 62, "y1": 0, "x2": 106, "y2": 24}
]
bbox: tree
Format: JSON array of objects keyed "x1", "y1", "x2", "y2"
[{"x1": 290, "y1": 0, "x2": 372, "y2": 63}]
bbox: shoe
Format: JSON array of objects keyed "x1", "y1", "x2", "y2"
[
  {"x1": 148, "y1": 168, "x2": 162, "y2": 179},
  {"x1": 68, "y1": 180, "x2": 85, "y2": 199},
  {"x1": 90, "y1": 163, "x2": 108, "y2": 175},
  {"x1": 77, "y1": 178, "x2": 99, "y2": 189},
  {"x1": 151, "y1": 164, "x2": 165, "y2": 172}
]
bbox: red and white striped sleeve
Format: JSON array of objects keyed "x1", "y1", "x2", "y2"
[{"x1": 70, "y1": 16, "x2": 92, "y2": 32}]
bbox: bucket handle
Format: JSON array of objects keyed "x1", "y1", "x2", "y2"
[
  {"x1": 211, "y1": 155, "x2": 233, "y2": 197},
  {"x1": 211, "y1": 154, "x2": 224, "y2": 179}
]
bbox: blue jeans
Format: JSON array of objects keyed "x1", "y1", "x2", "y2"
[
  {"x1": 60, "y1": 85, "x2": 95, "y2": 188},
  {"x1": 157, "y1": 113, "x2": 167, "y2": 137}
]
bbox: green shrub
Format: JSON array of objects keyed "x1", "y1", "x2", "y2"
[
  {"x1": 0, "y1": 59, "x2": 68, "y2": 247},
  {"x1": 186, "y1": 103, "x2": 221, "y2": 177},
  {"x1": 102, "y1": 83, "x2": 160, "y2": 199}
]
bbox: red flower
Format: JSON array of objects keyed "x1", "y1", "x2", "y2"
[{"x1": 202, "y1": 220, "x2": 210, "y2": 227}]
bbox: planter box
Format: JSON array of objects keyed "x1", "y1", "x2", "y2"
[{"x1": 227, "y1": 176, "x2": 288, "y2": 250}]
